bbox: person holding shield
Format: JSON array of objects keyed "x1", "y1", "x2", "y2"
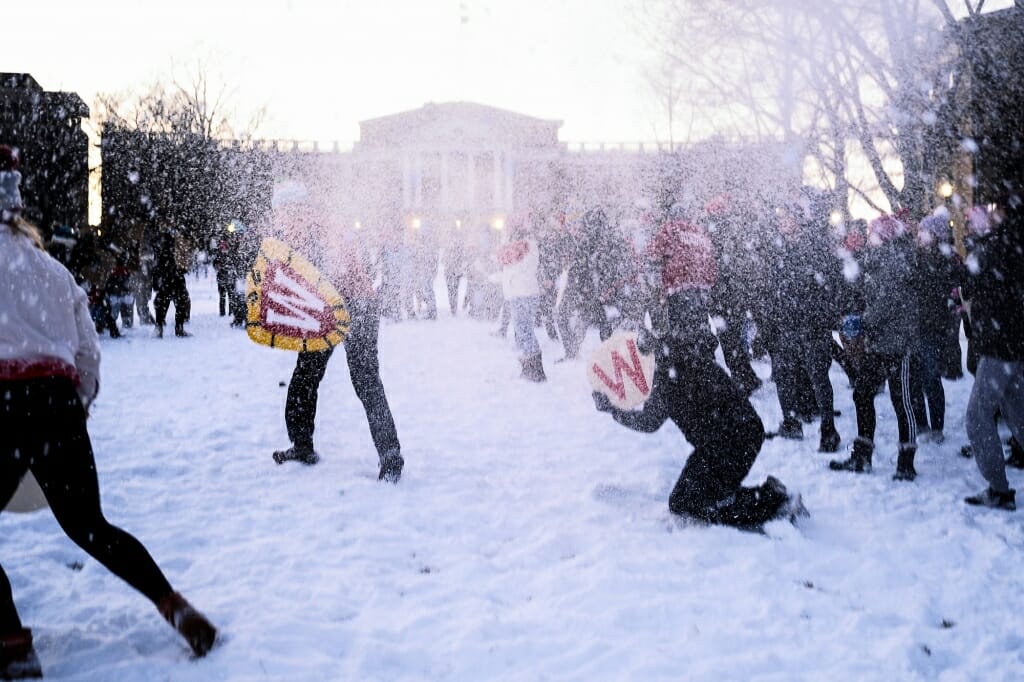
[{"x1": 269, "y1": 184, "x2": 403, "y2": 482}]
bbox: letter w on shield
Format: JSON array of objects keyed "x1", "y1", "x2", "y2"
[
  {"x1": 592, "y1": 339, "x2": 649, "y2": 402},
  {"x1": 266, "y1": 268, "x2": 326, "y2": 334}
]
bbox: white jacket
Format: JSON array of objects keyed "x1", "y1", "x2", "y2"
[
  {"x1": 499, "y1": 238, "x2": 541, "y2": 299},
  {"x1": 0, "y1": 225, "x2": 100, "y2": 406}
]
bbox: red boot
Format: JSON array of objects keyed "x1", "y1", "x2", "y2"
[
  {"x1": 157, "y1": 592, "x2": 217, "y2": 657},
  {"x1": 0, "y1": 628, "x2": 42, "y2": 679}
]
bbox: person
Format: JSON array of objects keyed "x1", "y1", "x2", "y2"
[
  {"x1": 591, "y1": 303, "x2": 806, "y2": 532},
  {"x1": 961, "y1": 202, "x2": 1023, "y2": 511},
  {"x1": 830, "y1": 214, "x2": 921, "y2": 480},
  {"x1": 497, "y1": 216, "x2": 546, "y2": 382},
  {"x1": 0, "y1": 147, "x2": 216, "y2": 678},
  {"x1": 912, "y1": 211, "x2": 963, "y2": 443},
  {"x1": 152, "y1": 228, "x2": 192, "y2": 338},
  {"x1": 270, "y1": 185, "x2": 404, "y2": 482},
  {"x1": 762, "y1": 191, "x2": 843, "y2": 452}
]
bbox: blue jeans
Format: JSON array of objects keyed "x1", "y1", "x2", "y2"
[{"x1": 512, "y1": 296, "x2": 540, "y2": 356}]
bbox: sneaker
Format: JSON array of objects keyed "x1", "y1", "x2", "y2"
[
  {"x1": 157, "y1": 592, "x2": 217, "y2": 657},
  {"x1": 818, "y1": 428, "x2": 841, "y2": 453},
  {"x1": 378, "y1": 449, "x2": 404, "y2": 483},
  {"x1": 964, "y1": 487, "x2": 1016, "y2": 511},
  {"x1": 272, "y1": 446, "x2": 320, "y2": 465},
  {"x1": 0, "y1": 628, "x2": 42, "y2": 679}
]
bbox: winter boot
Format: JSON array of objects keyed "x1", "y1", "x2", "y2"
[
  {"x1": 174, "y1": 324, "x2": 191, "y2": 338},
  {"x1": 272, "y1": 444, "x2": 320, "y2": 465},
  {"x1": 818, "y1": 423, "x2": 841, "y2": 453},
  {"x1": 893, "y1": 443, "x2": 918, "y2": 482},
  {"x1": 520, "y1": 353, "x2": 547, "y2": 383},
  {"x1": 155, "y1": 323, "x2": 164, "y2": 338},
  {"x1": 378, "y1": 448, "x2": 404, "y2": 483},
  {"x1": 0, "y1": 629, "x2": 42, "y2": 679},
  {"x1": 830, "y1": 437, "x2": 873, "y2": 473},
  {"x1": 1006, "y1": 436, "x2": 1024, "y2": 470},
  {"x1": 964, "y1": 487, "x2": 1016, "y2": 511},
  {"x1": 156, "y1": 592, "x2": 217, "y2": 657},
  {"x1": 775, "y1": 417, "x2": 804, "y2": 441}
]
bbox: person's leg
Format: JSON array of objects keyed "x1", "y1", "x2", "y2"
[
  {"x1": 919, "y1": 335, "x2": 946, "y2": 434},
  {"x1": 967, "y1": 358, "x2": 1020, "y2": 494},
  {"x1": 284, "y1": 349, "x2": 333, "y2": 454},
  {"x1": 908, "y1": 350, "x2": 930, "y2": 433},
  {"x1": 885, "y1": 352, "x2": 919, "y2": 445},
  {"x1": 832, "y1": 353, "x2": 885, "y2": 472},
  {"x1": 512, "y1": 297, "x2": 541, "y2": 358},
  {"x1": 0, "y1": 426, "x2": 31, "y2": 633},
  {"x1": 344, "y1": 300, "x2": 401, "y2": 464},
  {"x1": 770, "y1": 332, "x2": 803, "y2": 436},
  {"x1": 802, "y1": 333, "x2": 837, "y2": 432},
  {"x1": 174, "y1": 276, "x2": 190, "y2": 331}
]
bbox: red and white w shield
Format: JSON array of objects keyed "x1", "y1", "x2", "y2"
[
  {"x1": 246, "y1": 238, "x2": 351, "y2": 352},
  {"x1": 587, "y1": 331, "x2": 655, "y2": 410}
]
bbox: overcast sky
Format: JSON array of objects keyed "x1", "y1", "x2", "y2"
[{"x1": 9, "y1": 0, "x2": 661, "y2": 144}]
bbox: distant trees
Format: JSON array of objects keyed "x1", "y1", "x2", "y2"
[
  {"x1": 638, "y1": 0, "x2": 1010, "y2": 218},
  {"x1": 96, "y1": 67, "x2": 272, "y2": 254}
]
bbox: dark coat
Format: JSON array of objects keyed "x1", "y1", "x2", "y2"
[
  {"x1": 963, "y1": 213, "x2": 1024, "y2": 361},
  {"x1": 861, "y1": 237, "x2": 920, "y2": 355}
]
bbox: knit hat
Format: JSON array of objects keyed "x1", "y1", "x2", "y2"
[
  {"x1": 0, "y1": 145, "x2": 23, "y2": 220},
  {"x1": 867, "y1": 214, "x2": 906, "y2": 245}
]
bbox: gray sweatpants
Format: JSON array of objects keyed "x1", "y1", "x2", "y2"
[{"x1": 966, "y1": 357, "x2": 1024, "y2": 493}]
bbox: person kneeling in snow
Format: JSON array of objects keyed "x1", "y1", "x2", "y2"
[
  {"x1": 0, "y1": 147, "x2": 215, "y2": 679},
  {"x1": 592, "y1": 294, "x2": 805, "y2": 530}
]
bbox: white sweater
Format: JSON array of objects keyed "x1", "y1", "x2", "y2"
[
  {"x1": 500, "y1": 238, "x2": 541, "y2": 299},
  {"x1": 0, "y1": 225, "x2": 100, "y2": 406}
]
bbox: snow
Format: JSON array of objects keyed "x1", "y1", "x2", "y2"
[{"x1": 3, "y1": 273, "x2": 1024, "y2": 681}]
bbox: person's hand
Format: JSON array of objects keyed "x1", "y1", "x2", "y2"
[{"x1": 592, "y1": 391, "x2": 613, "y2": 413}]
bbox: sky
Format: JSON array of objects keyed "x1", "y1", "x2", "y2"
[{"x1": 7, "y1": 0, "x2": 659, "y2": 145}]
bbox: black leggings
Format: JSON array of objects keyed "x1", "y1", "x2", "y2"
[{"x1": 0, "y1": 378, "x2": 172, "y2": 633}]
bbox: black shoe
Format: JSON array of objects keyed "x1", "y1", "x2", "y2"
[
  {"x1": 830, "y1": 438, "x2": 872, "y2": 473},
  {"x1": 818, "y1": 428, "x2": 841, "y2": 453},
  {"x1": 1007, "y1": 437, "x2": 1024, "y2": 469},
  {"x1": 893, "y1": 445, "x2": 917, "y2": 482},
  {"x1": 174, "y1": 325, "x2": 191, "y2": 338},
  {"x1": 378, "y1": 449, "x2": 404, "y2": 483},
  {"x1": 964, "y1": 487, "x2": 1016, "y2": 511},
  {"x1": 273, "y1": 446, "x2": 320, "y2": 465},
  {"x1": 0, "y1": 628, "x2": 43, "y2": 679}
]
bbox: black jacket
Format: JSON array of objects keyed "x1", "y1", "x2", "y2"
[{"x1": 963, "y1": 214, "x2": 1024, "y2": 361}]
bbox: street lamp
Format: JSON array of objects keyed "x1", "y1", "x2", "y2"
[
  {"x1": 938, "y1": 180, "x2": 954, "y2": 199},
  {"x1": 411, "y1": 217, "x2": 422, "y2": 229}
]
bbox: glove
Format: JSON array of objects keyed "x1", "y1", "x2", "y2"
[
  {"x1": 841, "y1": 314, "x2": 862, "y2": 339},
  {"x1": 592, "y1": 391, "x2": 613, "y2": 413}
]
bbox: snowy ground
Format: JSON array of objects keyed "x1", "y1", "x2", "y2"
[{"x1": 2, "y1": 272, "x2": 1023, "y2": 682}]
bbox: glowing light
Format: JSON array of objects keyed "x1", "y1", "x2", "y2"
[
  {"x1": 226, "y1": 221, "x2": 237, "y2": 233},
  {"x1": 829, "y1": 210, "x2": 844, "y2": 226},
  {"x1": 354, "y1": 221, "x2": 362, "y2": 230},
  {"x1": 455, "y1": 219, "x2": 462, "y2": 229},
  {"x1": 411, "y1": 217, "x2": 422, "y2": 229},
  {"x1": 938, "y1": 181, "x2": 954, "y2": 199},
  {"x1": 492, "y1": 217, "x2": 505, "y2": 231}
]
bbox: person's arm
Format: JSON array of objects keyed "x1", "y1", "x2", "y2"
[
  {"x1": 71, "y1": 279, "x2": 101, "y2": 409},
  {"x1": 592, "y1": 380, "x2": 669, "y2": 434}
]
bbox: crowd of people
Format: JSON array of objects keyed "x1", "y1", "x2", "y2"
[{"x1": 2, "y1": 136, "x2": 1023, "y2": 676}]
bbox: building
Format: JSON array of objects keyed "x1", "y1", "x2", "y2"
[{"x1": 0, "y1": 73, "x2": 90, "y2": 236}]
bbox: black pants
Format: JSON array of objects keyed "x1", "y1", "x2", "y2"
[
  {"x1": 852, "y1": 351, "x2": 918, "y2": 445},
  {"x1": 773, "y1": 330, "x2": 836, "y2": 431},
  {"x1": 154, "y1": 274, "x2": 190, "y2": 328},
  {"x1": 445, "y1": 270, "x2": 463, "y2": 316},
  {"x1": 284, "y1": 299, "x2": 400, "y2": 458},
  {"x1": 668, "y1": 355, "x2": 785, "y2": 528},
  {"x1": 0, "y1": 378, "x2": 172, "y2": 633}
]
